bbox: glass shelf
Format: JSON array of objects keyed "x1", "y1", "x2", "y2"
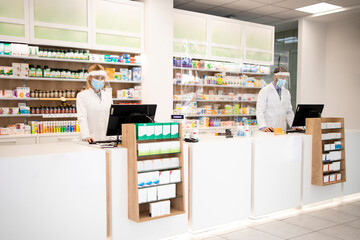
[
  {"x1": 139, "y1": 194, "x2": 183, "y2": 204},
  {"x1": 322, "y1": 148, "x2": 344, "y2": 153},
  {"x1": 138, "y1": 152, "x2": 181, "y2": 157},
  {"x1": 323, "y1": 169, "x2": 345, "y2": 175},
  {"x1": 138, "y1": 181, "x2": 182, "y2": 189},
  {"x1": 138, "y1": 166, "x2": 182, "y2": 174},
  {"x1": 323, "y1": 159, "x2": 344, "y2": 163}
]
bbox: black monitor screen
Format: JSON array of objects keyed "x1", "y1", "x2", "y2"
[
  {"x1": 292, "y1": 104, "x2": 324, "y2": 127},
  {"x1": 106, "y1": 104, "x2": 157, "y2": 136}
]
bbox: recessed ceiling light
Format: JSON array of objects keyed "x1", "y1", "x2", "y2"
[{"x1": 295, "y1": 2, "x2": 342, "y2": 14}]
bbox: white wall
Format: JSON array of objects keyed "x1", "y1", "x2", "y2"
[
  {"x1": 141, "y1": 0, "x2": 173, "y2": 122},
  {"x1": 298, "y1": 14, "x2": 360, "y2": 129}
]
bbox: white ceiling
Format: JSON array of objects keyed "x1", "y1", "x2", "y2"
[{"x1": 174, "y1": 0, "x2": 360, "y2": 27}]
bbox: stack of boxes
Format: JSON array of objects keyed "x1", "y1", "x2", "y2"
[
  {"x1": 137, "y1": 123, "x2": 180, "y2": 156},
  {"x1": 136, "y1": 122, "x2": 181, "y2": 218}
]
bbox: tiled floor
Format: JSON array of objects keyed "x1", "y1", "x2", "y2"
[{"x1": 166, "y1": 197, "x2": 360, "y2": 240}]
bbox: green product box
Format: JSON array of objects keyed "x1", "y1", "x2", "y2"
[
  {"x1": 138, "y1": 143, "x2": 149, "y2": 156},
  {"x1": 136, "y1": 123, "x2": 148, "y2": 140},
  {"x1": 162, "y1": 123, "x2": 171, "y2": 139},
  {"x1": 154, "y1": 123, "x2": 163, "y2": 139},
  {"x1": 4, "y1": 43, "x2": 11, "y2": 55},
  {"x1": 146, "y1": 123, "x2": 155, "y2": 140},
  {"x1": 170, "y1": 122, "x2": 179, "y2": 138}
]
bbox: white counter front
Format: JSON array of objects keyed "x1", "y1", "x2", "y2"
[
  {"x1": 0, "y1": 143, "x2": 107, "y2": 240},
  {"x1": 189, "y1": 136, "x2": 251, "y2": 232},
  {"x1": 252, "y1": 133, "x2": 302, "y2": 217}
]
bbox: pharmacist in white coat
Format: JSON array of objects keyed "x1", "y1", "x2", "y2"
[
  {"x1": 256, "y1": 66, "x2": 294, "y2": 132},
  {"x1": 76, "y1": 64, "x2": 113, "y2": 142}
]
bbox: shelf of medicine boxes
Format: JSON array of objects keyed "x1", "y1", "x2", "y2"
[
  {"x1": 173, "y1": 83, "x2": 262, "y2": 89},
  {"x1": 305, "y1": 117, "x2": 346, "y2": 186},
  {"x1": 173, "y1": 67, "x2": 268, "y2": 76},
  {"x1": 173, "y1": 99, "x2": 257, "y2": 103},
  {"x1": 0, "y1": 54, "x2": 141, "y2": 66},
  {"x1": 184, "y1": 114, "x2": 256, "y2": 117},
  {"x1": 0, "y1": 76, "x2": 141, "y2": 84},
  {"x1": 122, "y1": 123, "x2": 185, "y2": 222},
  {"x1": 0, "y1": 98, "x2": 141, "y2": 101}
]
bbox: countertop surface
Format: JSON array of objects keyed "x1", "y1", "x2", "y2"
[{"x1": 0, "y1": 142, "x2": 103, "y2": 158}]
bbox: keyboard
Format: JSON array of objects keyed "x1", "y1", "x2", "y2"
[
  {"x1": 286, "y1": 129, "x2": 305, "y2": 134},
  {"x1": 89, "y1": 139, "x2": 121, "y2": 144}
]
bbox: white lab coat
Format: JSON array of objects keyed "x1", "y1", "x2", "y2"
[
  {"x1": 76, "y1": 89, "x2": 113, "y2": 141},
  {"x1": 256, "y1": 83, "x2": 294, "y2": 130}
]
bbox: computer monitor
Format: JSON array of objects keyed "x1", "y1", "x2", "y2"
[
  {"x1": 292, "y1": 104, "x2": 324, "y2": 127},
  {"x1": 106, "y1": 104, "x2": 157, "y2": 137}
]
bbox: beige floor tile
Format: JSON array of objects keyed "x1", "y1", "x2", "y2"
[
  {"x1": 308, "y1": 209, "x2": 358, "y2": 224},
  {"x1": 319, "y1": 225, "x2": 360, "y2": 240},
  {"x1": 221, "y1": 228, "x2": 284, "y2": 240},
  {"x1": 202, "y1": 236, "x2": 226, "y2": 240},
  {"x1": 288, "y1": 232, "x2": 342, "y2": 240},
  {"x1": 333, "y1": 204, "x2": 360, "y2": 217},
  {"x1": 252, "y1": 221, "x2": 312, "y2": 239},
  {"x1": 283, "y1": 214, "x2": 338, "y2": 231},
  {"x1": 344, "y1": 219, "x2": 360, "y2": 229}
]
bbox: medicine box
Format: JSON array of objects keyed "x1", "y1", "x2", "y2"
[
  {"x1": 147, "y1": 187, "x2": 157, "y2": 202},
  {"x1": 154, "y1": 123, "x2": 163, "y2": 139},
  {"x1": 323, "y1": 164, "x2": 329, "y2": 172},
  {"x1": 162, "y1": 123, "x2": 171, "y2": 139},
  {"x1": 159, "y1": 171, "x2": 170, "y2": 184},
  {"x1": 138, "y1": 143, "x2": 150, "y2": 156},
  {"x1": 153, "y1": 159, "x2": 162, "y2": 170},
  {"x1": 329, "y1": 174, "x2": 336, "y2": 182},
  {"x1": 146, "y1": 123, "x2": 155, "y2": 139},
  {"x1": 143, "y1": 160, "x2": 154, "y2": 171},
  {"x1": 170, "y1": 170, "x2": 181, "y2": 183},
  {"x1": 336, "y1": 173, "x2": 341, "y2": 181},
  {"x1": 170, "y1": 122, "x2": 179, "y2": 138},
  {"x1": 324, "y1": 175, "x2": 329, "y2": 183},
  {"x1": 138, "y1": 189, "x2": 147, "y2": 203},
  {"x1": 136, "y1": 123, "x2": 148, "y2": 140},
  {"x1": 12, "y1": 63, "x2": 20, "y2": 77},
  {"x1": 170, "y1": 157, "x2": 180, "y2": 168}
]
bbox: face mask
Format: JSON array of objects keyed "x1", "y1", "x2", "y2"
[
  {"x1": 91, "y1": 79, "x2": 104, "y2": 91},
  {"x1": 277, "y1": 79, "x2": 286, "y2": 88}
]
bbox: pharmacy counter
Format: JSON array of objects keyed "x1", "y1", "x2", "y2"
[
  {"x1": 189, "y1": 136, "x2": 252, "y2": 231},
  {"x1": 0, "y1": 142, "x2": 107, "y2": 240},
  {"x1": 343, "y1": 129, "x2": 360, "y2": 196}
]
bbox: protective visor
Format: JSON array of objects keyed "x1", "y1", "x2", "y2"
[
  {"x1": 274, "y1": 72, "x2": 291, "y2": 89},
  {"x1": 89, "y1": 70, "x2": 107, "y2": 78}
]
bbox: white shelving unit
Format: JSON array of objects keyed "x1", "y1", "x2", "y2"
[{"x1": 173, "y1": 67, "x2": 268, "y2": 76}]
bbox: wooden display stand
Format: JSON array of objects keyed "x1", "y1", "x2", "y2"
[
  {"x1": 306, "y1": 117, "x2": 346, "y2": 186},
  {"x1": 122, "y1": 123, "x2": 185, "y2": 222}
]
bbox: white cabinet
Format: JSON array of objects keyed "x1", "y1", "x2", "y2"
[
  {"x1": 38, "y1": 135, "x2": 77, "y2": 144},
  {"x1": 0, "y1": 137, "x2": 36, "y2": 145}
]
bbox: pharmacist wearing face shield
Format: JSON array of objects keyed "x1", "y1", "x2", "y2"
[
  {"x1": 256, "y1": 66, "x2": 295, "y2": 132},
  {"x1": 76, "y1": 64, "x2": 113, "y2": 143}
]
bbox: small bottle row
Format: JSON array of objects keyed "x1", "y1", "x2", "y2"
[
  {"x1": 28, "y1": 65, "x2": 89, "y2": 79},
  {"x1": 30, "y1": 89, "x2": 80, "y2": 98},
  {"x1": 30, "y1": 120, "x2": 80, "y2": 134},
  {"x1": 30, "y1": 104, "x2": 77, "y2": 114}
]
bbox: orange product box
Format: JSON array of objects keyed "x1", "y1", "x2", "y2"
[{"x1": 105, "y1": 68, "x2": 115, "y2": 80}]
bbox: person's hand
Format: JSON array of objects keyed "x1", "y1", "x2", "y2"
[
  {"x1": 262, "y1": 127, "x2": 274, "y2": 132},
  {"x1": 84, "y1": 137, "x2": 95, "y2": 143},
  {"x1": 292, "y1": 127, "x2": 303, "y2": 131}
]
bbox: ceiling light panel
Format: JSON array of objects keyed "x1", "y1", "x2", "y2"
[{"x1": 296, "y1": 2, "x2": 342, "y2": 13}]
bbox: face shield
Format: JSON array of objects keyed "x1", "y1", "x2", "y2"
[{"x1": 274, "y1": 72, "x2": 290, "y2": 89}]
